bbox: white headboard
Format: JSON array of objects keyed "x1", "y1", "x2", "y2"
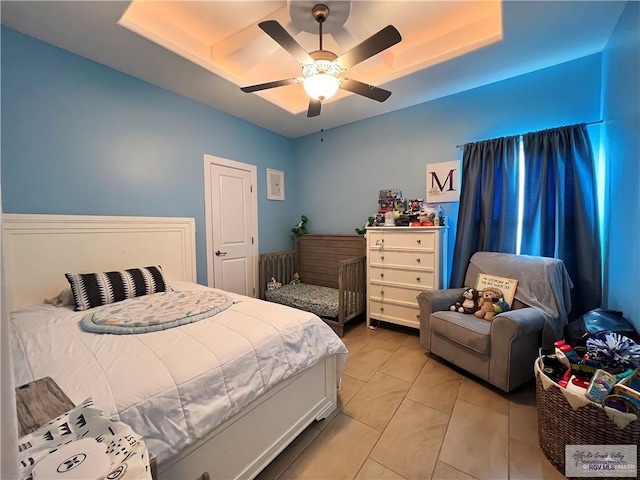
[{"x1": 2, "y1": 214, "x2": 196, "y2": 311}]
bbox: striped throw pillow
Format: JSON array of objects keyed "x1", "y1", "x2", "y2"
[{"x1": 65, "y1": 266, "x2": 172, "y2": 311}]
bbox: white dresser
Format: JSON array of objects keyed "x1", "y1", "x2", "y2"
[{"x1": 366, "y1": 227, "x2": 448, "y2": 329}]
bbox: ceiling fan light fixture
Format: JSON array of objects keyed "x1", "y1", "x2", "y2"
[
  {"x1": 303, "y1": 72, "x2": 340, "y2": 101},
  {"x1": 242, "y1": 8, "x2": 401, "y2": 116}
]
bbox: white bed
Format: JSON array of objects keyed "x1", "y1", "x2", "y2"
[{"x1": 4, "y1": 214, "x2": 348, "y2": 480}]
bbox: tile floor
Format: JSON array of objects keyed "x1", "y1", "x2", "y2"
[{"x1": 256, "y1": 320, "x2": 567, "y2": 480}]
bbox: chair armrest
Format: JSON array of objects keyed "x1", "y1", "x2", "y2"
[
  {"x1": 418, "y1": 288, "x2": 465, "y2": 350},
  {"x1": 491, "y1": 307, "x2": 546, "y2": 338},
  {"x1": 489, "y1": 307, "x2": 546, "y2": 391}
]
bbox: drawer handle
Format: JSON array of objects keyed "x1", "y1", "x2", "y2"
[
  {"x1": 416, "y1": 277, "x2": 421, "y2": 282},
  {"x1": 416, "y1": 258, "x2": 421, "y2": 263},
  {"x1": 380, "y1": 273, "x2": 384, "y2": 278},
  {"x1": 416, "y1": 314, "x2": 420, "y2": 319},
  {"x1": 376, "y1": 239, "x2": 384, "y2": 245},
  {"x1": 380, "y1": 306, "x2": 384, "y2": 313},
  {"x1": 380, "y1": 290, "x2": 384, "y2": 296},
  {"x1": 416, "y1": 239, "x2": 421, "y2": 244},
  {"x1": 380, "y1": 256, "x2": 384, "y2": 261}
]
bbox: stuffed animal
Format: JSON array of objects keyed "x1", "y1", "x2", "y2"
[
  {"x1": 291, "y1": 215, "x2": 309, "y2": 235},
  {"x1": 267, "y1": 277, "x2": 282, "y2": 291},
  {"x1": 493, "y1": 298, "x2": 511, "y2": 315},
  {"x1": 449, "y1": 287, "x2": 480, "y2": 314},
  {"x1": 474, "y1": 287, "x2": 504, "y2": 321},
  {"x1": 290, "y1": 272, "x2": 301, "y2": 285},
  {"x1": 355, "y1": 216, "x2": 375, "y2": 235}
]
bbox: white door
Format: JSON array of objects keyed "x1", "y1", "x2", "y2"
[{"x1": 204, "y1": 155, "x2": 258, "y2": 296}]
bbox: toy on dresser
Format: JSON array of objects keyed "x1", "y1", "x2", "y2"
[
  {"x1": 362, "y1": 190, "x2": 447, "y2": 227},
  {"x1": 378, "y1": 189, "x2": 403, "y2": 213}
]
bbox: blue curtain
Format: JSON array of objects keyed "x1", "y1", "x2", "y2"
[
  {"x1": 521, "y1": 124, "x2": 601, "y2": 319},
  {"x1": 450, "y1": 136, "x2": 520, "y2": 287}
]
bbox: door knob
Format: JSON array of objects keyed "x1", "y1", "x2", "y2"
[{"x1": 215, "y1": 250, "x2": 227, "y2": 257}]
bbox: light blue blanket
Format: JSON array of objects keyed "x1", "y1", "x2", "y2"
[
  {"x1": 467, "y1": 252, "x2": 574, "y2": 348},
  {"x1": 81, "y1": 290, "x2": 234, "y2": 334}
]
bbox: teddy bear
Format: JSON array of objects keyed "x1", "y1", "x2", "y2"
[
  {"x1": 474, "y1": 287, "x2": 504, "y2": 321},
  {"x1": 449, "y1": 287, "x2": 480, "y2": 314}
]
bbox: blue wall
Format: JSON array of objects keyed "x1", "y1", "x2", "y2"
[
  {"x1": 293, "y1": 54, "x2": 603, "y2": 273},
  {"x1": 602, "y1": 1, "x2": 640, "y2": 330},
  {"x1": 1, "y1": 27, "x2": 300, "y2": 285},
  {"x1": 4, "y1": 24, "x2": 631, "y2": 317}
]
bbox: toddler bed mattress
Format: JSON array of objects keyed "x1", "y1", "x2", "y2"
[
  {"x1": 11, "y1": 282, "x2": 348, "y2": 464},
  {"x1": 266, "y1": 283, "x2": 341, "y2": 319}
]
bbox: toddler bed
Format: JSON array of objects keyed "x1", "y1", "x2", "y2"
[
  {"x1": 260, "y1": 234, "x2": 366, "y2": 336},
  {"x1": 4, "y1": 214, "x2": 348, "y2": 480}
]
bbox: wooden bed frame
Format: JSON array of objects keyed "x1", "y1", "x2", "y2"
[
  {"x1": 259, "y1": 234, "x2": 366, "y2": 336},
  {"x1": 2, "y1": 214, "x2": 339, "y2": 480}
]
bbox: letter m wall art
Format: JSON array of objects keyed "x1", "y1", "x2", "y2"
[{"x1": 426, "y1": 160, "x2": 460, "y2": 203}]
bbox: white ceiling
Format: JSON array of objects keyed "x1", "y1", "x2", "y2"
[
  {"x1": 1, "y1": 1, "x2": 626, "y2": 138},
  {"x1": 118, "y1": 1, "x2": 503, "y2": 115}
]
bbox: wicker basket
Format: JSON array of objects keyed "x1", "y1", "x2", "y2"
[{"x1": 535, "y1": 360, "x2": 640, "y2": 479}]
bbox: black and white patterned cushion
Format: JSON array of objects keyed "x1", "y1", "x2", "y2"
[{"x1": 65, "y1": 266, "x2": 172, "y2": 311}]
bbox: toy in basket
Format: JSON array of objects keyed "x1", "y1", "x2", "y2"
[{"x1": 535, "y1": 357, "x2": 640, "y2": 476}]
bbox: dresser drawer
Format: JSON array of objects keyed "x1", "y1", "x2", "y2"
[
  {"x1": 369, "y1": 284, "x2": 421, "y2": 305},
  {"x1": 369, "y1": 231, "x2": 436, "y2": 250},
  {"x1": 369, "y1": 300, "x2": 420, "y2": 328},
  {"x1": 367, "y1": 232, "x2": 386, "y2": 248},
  {"x1": 369, "y1": 250, "x2": 435, "y2": 269},
  {"x1": 370, "y1": 266, "x2": 435, "y2": 289},
  {"x1": 366, "y1": 228, "x2": 446, "y2": 330}
]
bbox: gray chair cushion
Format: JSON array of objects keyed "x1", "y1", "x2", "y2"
[{"x1": 430, "y1": 311, "x2": 491, "y2": 355}]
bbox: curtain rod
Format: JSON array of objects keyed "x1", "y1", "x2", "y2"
[{"x1": 455, "y1": 119, "x2": 604, "y2": 148}]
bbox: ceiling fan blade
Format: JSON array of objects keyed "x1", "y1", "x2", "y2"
[
  {"x1": 336, "y1": 25, "x2": 402, "y2": 70},
  {"x1": 259, "y1": 20, "x2": 313, "y2": 64},
  {"x1": 340, "y1": 79, "x2": 392, "y2": 102},
  {"x1": 307, "y1": 99, "x2": 322, "y2": 118},
  {"x1": 241, "y1": 78, "x2": 299, "y2": 93}
]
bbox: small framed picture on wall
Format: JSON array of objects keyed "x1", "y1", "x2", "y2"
[{"x1": 266, "y1": 168, "x2": 285, "y2": 201}]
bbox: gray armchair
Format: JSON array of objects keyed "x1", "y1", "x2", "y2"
[{"x1": 418, "y1": 252, "x2": 573, "y2": 392}]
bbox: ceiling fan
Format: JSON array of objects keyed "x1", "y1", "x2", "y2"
[{"x1": 241, "y1": 3, "x2": 402, "y2": 118}]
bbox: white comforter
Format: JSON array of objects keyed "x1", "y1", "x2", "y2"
[{"x1": 11, "y1": 282, "x2": 348, "y2": 463}]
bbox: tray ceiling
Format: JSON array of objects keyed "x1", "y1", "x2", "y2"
[
  {"x1": 119, "y1": 1, "x2": 502, "y2": 115},
  {"x1": 0, "y1": 1, "x2": 627, "y2": 138}
]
